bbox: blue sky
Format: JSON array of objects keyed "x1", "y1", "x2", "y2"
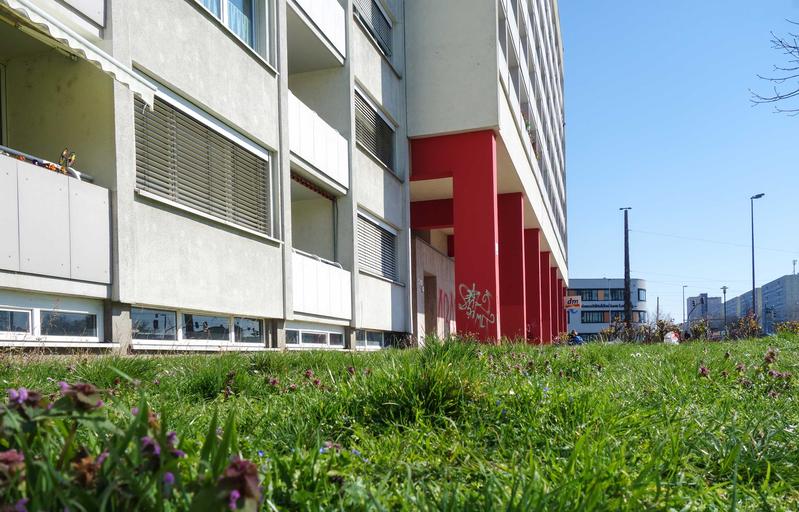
[{"x1": 560, "y1": 0, "x2": 799, "y2": 321}]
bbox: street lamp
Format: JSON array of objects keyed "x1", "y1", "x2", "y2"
[
  {"x1": 721, "y1": 285, "x2": 728, "y2": 336},
  {"x1": 682, "y1": 285, "x2": 687, "y2": 333},
  {"x1": 750, "y1": 193, "x2": 765, "y2": 318}
]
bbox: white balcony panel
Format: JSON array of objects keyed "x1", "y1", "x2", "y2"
[
  {"x1": 17, "y1": 161, "x2": 71, "y2": 279},
  {"x1": 68, "y1": 178, "x2": 110, "y2": 283},
  {"x1": 1, "y1": 153, "x2": 111, "y2": 284},
  {"x1": 293, "y1": 0, "x2": 346, "y2": 56},
  {"x1": 288, "y1": 91, "x2": 349, "y2": 189},
  {"x1": 292, "y1": 251, "x2": 352, "y2": 320},
  {"x1": 0, "y1": 157, "x2": 19, "y2": 270}
]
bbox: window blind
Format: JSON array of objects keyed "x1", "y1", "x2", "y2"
[
  {"x1": 357, "y1": 214, "x2": 397, "y2": 281},
  {"x1": 353, "y1": 0, "x2": 392, "y2": 56},
  {"x1": 354, "y1": 92, "x2": 394, "y2": 169},
  {"x1": 134, "y1": 97, "x2": 272, "y2": 236}
]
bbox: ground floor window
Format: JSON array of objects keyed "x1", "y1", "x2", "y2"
[
  {"x1": 356, "y1": 329, "x2": 384, "y2": 348},
  {"x1": 285, "y1": 324, "x2": 345, "y2": 349},
  {"x1": 131, "y1": 307, "x2": 267, "y2": 345},
  {"x1": 581, "y1": 311, "x2": 606, "y2": 324},
  {"x1": 0, "y1": 291, "x2": 102, "y2": 343}
]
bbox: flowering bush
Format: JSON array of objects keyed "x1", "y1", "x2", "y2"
[
  {"x1": 729, "y1": 313, "x2": 762, "y2": 339},
  {"x1": 0, "y1": 380, "x2": 261, "y2": 511},
  {"x1": 775, "y1": 321, "x2": 799, "y2": 336}
]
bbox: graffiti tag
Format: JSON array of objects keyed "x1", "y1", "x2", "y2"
[
  {"x1": 437, "y1": 289, "x2": 456, "y2": 324},
  {"x1": 458, "y1": 283, "x2": 496, "y2": 328}
]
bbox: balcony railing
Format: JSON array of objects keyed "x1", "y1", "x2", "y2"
[
  {"x1": 288, "y1": 90, "x2": 349, "y2": 189},
  {"x1": 293, "y1": 0, "x2": 346, "y2": 56},
  {"x1": 292, "y1": 250, "x2": 352, "y2": 320},
  {"x1": 0, "y1": 152, "x2": 110, "y2": 284}
]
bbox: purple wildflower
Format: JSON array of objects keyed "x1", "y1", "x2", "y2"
[
  {"x1": 140, "y1": 436, "x2": 161, "y2": 458},
  {"x1": 347, "y1": 366, "x2": 356, "y2": 375},
  {"x1": 131, "y1": 407, "x2": 140, "y2": 416},
  {"x1": 7, "y1": 388, "x2": 28, "y2": 405},
  {"x1": 163, "y1": 472, "x2": 175, "y2": 486},
  {"x1": 228, "y1": 489, "x2": 241, "y2": 510},
  {"x1": 268, "y1": 377, "x2": 279, "y2": 387},
  {"x1": 304, "y1": 369, "x2": 314, "y2": 379},
  {"x1": 96, "y1": 451, "x2": 109, "y2": 467},
  {"x1": 13, "y1": 499, "x2": 28, "y2": 512},
  {"x1": 698, "y1": 365, "x2": 710, "y2": 378}
]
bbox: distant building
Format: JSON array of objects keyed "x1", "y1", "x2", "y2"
[
  {"x1": 723, "y1": 275, "x2": 799, "y2": 333},
  {"x1": 686, "y1": 294, "x2": 723, "y2": 331},
  {"x1": 567, "y1": 278, "x2": 648, "y2": 339}
]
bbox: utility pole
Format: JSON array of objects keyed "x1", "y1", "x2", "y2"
[
  {"x1": 793, "y1": 259, "x2": 797, "y2": 275},
  {"x1": 620, "y1": 207, "x2": 632, "y2": 328},
  {"x1": 721, "y1": 286, "x2": 728, "y2": 334},
  {"x1": 656, "y1": 296, "x2": 660, "y2": 322},
  {"x1": 682, "y1": 285, "x2": 687, "y2": 333},
  {"x1": 750, "y1": 193, "x2": 764, "y2": 318}
]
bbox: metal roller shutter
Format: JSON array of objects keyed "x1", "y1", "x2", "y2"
[
  {"x1": 353, "y1": 0, "x2": 392, "y2": 56},
  {"x1": 357, "y1": 214, "x2": 397, "y2": 281},
  {"x1": 354, "y1": 92, "x2": 394, "y2": 170},
  {"x1": 134, "y1": 97, "x2": 272, "y2": 236}
]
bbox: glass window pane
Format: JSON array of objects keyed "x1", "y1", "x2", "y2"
[
  {"x1": 201, "y1": 0, "x2": 221, "y2": 17},
  {"x1": 234, "y1": 317, "x2": 263, "y2": 343},
  {"x1": 286, "y1": 329, "x2": 299, "y2": 344},
  {"x1": 183, "y1": 314, "x2": 229, "y2": 341},
  {"x1": 366, "y1": 331, "x2": 383, "y2": 347},
  {"x1": 355, "y1": 329, "x2": 366, "y2": 346},
  {"x1": 329, "y1": 333, "x2": 344, "y2": 346},
  {"x1": 40, "y1": 311, "x2": 97, "y2": 337},
  {"x1": 0, "y1": 310, "x2": 30, "y2": 333},
  {"x1": 301, "y1": 332, "x2": 327, "y2": 345},
  {"x1": 227, "y1": 0, "x2": 253, "y2": 46},
  {"x1": 132, "y1": 308, "x2": 177, "y2": 341}
]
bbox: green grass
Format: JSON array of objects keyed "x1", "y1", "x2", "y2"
[{"x1": 2, "y1": 336, "x2": 798, "y2": 510}]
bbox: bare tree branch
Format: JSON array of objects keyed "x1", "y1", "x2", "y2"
[{"x1": 752, "y1": 20, "x2": 799, "y2": 114}]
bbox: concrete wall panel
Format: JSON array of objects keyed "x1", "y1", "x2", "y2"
[
  {"x1": 17, "y1": 162, "x2": 71, "y2": 279},
  {"x1": 127, "y1": 200, "x2": 284, "y2": 318},
  {"x1": 0, "y1": 158, "x2": 19, "y2": 272},
  {"x1": 68, "y1": 179, "x2": 111, "y2": 283},
  {"x1": 357, "y1": 273, "x2": 405, "y2": 331},
  {"x1": 126, "y1": 0, "x2": 279, "y2": 150},
  {"x1": 354, "y1": 151, "x2": 403, "y2": 227}
]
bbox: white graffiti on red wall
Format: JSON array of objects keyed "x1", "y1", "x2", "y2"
[
  {"x1": 458, "y1": 283, "x2": 496, "y2": 328},
  {"x1": 437, "y1": 289, "x2": 455, "y2": 324}
]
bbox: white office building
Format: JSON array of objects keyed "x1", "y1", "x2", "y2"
[{"x1": 567, "y1": 278, "x2": 648, "y2": 338}]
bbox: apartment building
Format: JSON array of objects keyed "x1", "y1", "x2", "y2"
[
  {"x1": 724, "y1": 275, "x2": 799, "y2": 333},
  {"x1": 567, "y1": 278, "x2": 648, "y2": 338},
  {"x1": 0, "y1": 0, "x2": 567, "y2": 350},
  {"x1": 686, "y1": 293, "x2": 723, "y2": 331}
]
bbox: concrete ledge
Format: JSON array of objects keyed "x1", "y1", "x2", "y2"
[{"x1": 0, "y1": 271, "x2": 110, "y2": 299}]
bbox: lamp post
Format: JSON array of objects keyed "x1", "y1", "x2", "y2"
[
  {"x1": 750, "y1": 193, "x2": 764, "y2": 319},
  {"x1": 682, "y1": 285, "x2": 687, "y2": 334},
  {"x1": 721, "y1": 285, "x2": 728, "y2": 336}
]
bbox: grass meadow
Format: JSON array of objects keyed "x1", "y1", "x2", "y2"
[{"x1": 1, "y1": 336, "x2": 797, "y2": 510}]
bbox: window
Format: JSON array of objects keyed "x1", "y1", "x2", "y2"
[
  {"x1": 134, "y1": 97, "x2": 274, "y2": 236},
  {"x1": 0, "y1": 310, "x2": 30, "y2": 334},
  {"x1": 610, "y1": 289, "x2": 624, "y2": 301},
  {"x1": 354, "y1": 92, "x2": 394, "y2": 169},
  {"x1": 234, "y1": 317, "x2": 263, "y2": 343},
  {"x1": 284, "y1": 327, "x2": 345, "y2": 348},
  {"x1": 581, "y1": 311, "x2": 606, "y2": 324},
  {"x1": 132, "y1": 308, "x2": 177, "y2": 341},
  {"x1": 353, "y1": 0, "x2": 392, "y2": 56},
  {"x1": 357, "y1": 214, "x2": 398, "y2": 281},
  {"x1": 183, "y1": 313, "x2": 230, "y2": 341},
  {"x1": 356, "y1": 329, "x2": 384, "y2": 348},
  {"x1": 40, "y1": 311, "x2": 97, "y2": 337},
  {"x1": 199, "y1": 0, "x2": 260, "y2": 51},
  {"x1": 638, "y1": 289, "x2": 647, "y2": 302},
  {"x1": 633, "y1": 311, "x2": 648, "y2": 324}
]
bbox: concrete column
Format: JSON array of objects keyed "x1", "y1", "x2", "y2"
[
  {"x1": 524, "y1": 229, "x2": 542, "y2": 342},
  {"x1": 539, "y1": 251, "x2": 552, "y2": 343},
  {"x1": 559, "y1": 279, "x2": 566, "y2": 333},
  {"x1": 452, "y1": 132, "x2": 501, "y2": 342},
  {"x1": 550, "y1": 267, "x2": 558, "y2": 339},
  {"x1": 104, "y1": 301, "x2": 131, "y2": 354},
  {"x1": 498, "y1": 193, "x2": 526, "y2": 340}
]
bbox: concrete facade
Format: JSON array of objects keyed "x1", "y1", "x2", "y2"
[
  {"x1": 0, "y1": 0, "x2": 566, "y2": 350},
  {"x1": 724, "y1": 275, "x2": 799, "y2": 333}
]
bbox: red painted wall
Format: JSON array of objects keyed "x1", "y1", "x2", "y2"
[
  {"x1": 524, "y1": 229, "x2": 542, "y2": 342},
  {"x1": 498, "y1": 193, "x2": 526, "y2": 340}
]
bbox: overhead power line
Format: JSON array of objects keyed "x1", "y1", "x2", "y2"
[{"x1": 630, "y1": 229, "x2": 799, "y2": 255}]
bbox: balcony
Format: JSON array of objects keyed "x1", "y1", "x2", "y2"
[
  {"x1": 292, "y1": 250, "x2": 352, "y2": 320},
  {"x1": 288, "y1": 90, "x2": 349, "y2": 190},
  {"x1": 287, "y1": 0, "x2": 346, "y2": 72},
  {"x1": 0, "y1": 152, "x2": 111, "y2": 284}
]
